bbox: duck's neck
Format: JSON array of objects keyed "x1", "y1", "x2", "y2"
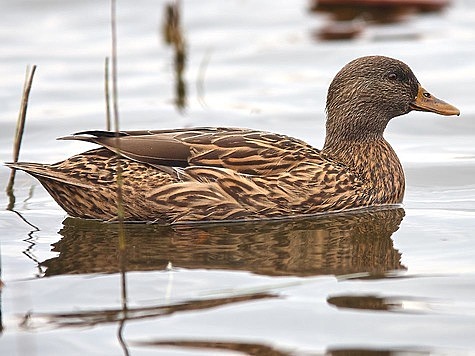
[{"x1": 322, "y1": 135, "x2": 405, "y2": 204}]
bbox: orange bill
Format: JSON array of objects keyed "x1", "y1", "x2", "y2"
[{"x1": 410, "y1": 84, "x2": 460, "y2": 116}]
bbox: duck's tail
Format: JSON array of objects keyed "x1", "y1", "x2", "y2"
[
  {"x1": 5, "y1": 161, "x2": 122, "y2": 219},
  {"x1": 5, "y1": 162, "x2": 93, "y2": 189}
]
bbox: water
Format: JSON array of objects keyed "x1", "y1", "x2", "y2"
[{"x1": 1, "y1": 0, "x2": 475, "y2": 355}]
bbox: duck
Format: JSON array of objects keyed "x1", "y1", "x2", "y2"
[{"x1": 6, "y1": 56, "x2": 460, "y2": 223}]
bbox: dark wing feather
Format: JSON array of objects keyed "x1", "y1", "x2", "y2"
[
  {"x1": 59, "y1": 127, "x2": 322, "y2": 175},
  {"x1": 60, "y1": 131, "x2": 191, "y2": 167}
]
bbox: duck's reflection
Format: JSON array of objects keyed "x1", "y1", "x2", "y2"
[{"x1": 41, "y1": 207, "x2": 406, "y2": 277}]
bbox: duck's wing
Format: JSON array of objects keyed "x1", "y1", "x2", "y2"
[{"x1": 59, "y1": 127, "x2": 322, "y2": 175}]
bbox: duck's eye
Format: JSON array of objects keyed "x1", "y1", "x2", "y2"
[{"x1": 388, "y1": 73, "x2": 398, "y2": 80}]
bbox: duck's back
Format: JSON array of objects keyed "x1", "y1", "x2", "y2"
[
  {"x1": 63, "y1": 127, "x2": 322, "y2": 175},
  {"x1": 7, "y1": 128, "x2": 375, "y2": 223}
]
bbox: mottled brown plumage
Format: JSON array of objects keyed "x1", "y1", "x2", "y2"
[{"x1": 6, "y1": 56, "x2": 460, "y2": 223}]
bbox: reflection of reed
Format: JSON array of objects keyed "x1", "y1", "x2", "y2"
[
  {"x1": 162, "y1": 1, "x2": 186, "y2": 111},
  {"x1": 41, "y1": 207, "x2": 406, "y2": 277},
  {"x1": 20, "y1": 292, "x2": 274, "y2": 331}
]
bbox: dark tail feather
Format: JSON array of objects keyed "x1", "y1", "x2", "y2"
[{"x1": 58, "y1": 130, "x2": 129, "y2": 142}]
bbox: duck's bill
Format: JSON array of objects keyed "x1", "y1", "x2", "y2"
[{"x1": 410, "y1": 85, "x2": 460, "y2": 116}]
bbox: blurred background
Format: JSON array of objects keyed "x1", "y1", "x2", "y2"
[
  {"x1": 1, "y1": 0, "x2": 473, "y2": 161},
  {"x1": 1, "y1": 1, "x2": 475, "y2": 355}
]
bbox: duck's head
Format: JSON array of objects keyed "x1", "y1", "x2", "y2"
[{"x1": 324, "y1": 56, "x2": 460, "y2": 145}]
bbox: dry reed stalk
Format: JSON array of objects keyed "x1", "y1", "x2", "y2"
[
  {"x1": 110, "y1": 1, "x2": 129, "y2": 338},
  {"x1": 6, "y1": 65, "x2": 37, "y2": 210},
  {"x1": 105, "y1": 57, "x2": 111, "y2": 131},
  {"x1": 109, "y1": 0, "x2": 125, "y2": 228}
]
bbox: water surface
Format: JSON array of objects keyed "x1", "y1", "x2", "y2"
[{"x1": 1, "y1": 0, "x2": 475, "y2": 355}]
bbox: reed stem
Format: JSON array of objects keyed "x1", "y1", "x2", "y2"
[
  {"x1": 105, "y1": 57, "x2": 111, "y2": 131},
  {"x1": 6, "y1": 65, "x2": 37, "y2": 210},
  {"x1": 110, "y1": 3, "x2": 128, "y2": 337}
]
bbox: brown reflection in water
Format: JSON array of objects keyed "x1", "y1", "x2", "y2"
[
  {"x1": 134, "y1": 339, "x2": 291, "y2": 356},
  {"x1": 132, "y1": 340, "x2": 433, "y2": 356},
  {"x1": 328, "y1": 293, "x2": 433, "y2": 314},
  {"x1": 311, "y1": 0, "x2": 451, "y2": 22},
  {"x1": 19, "y1": 292, "x2": 274, "y2": 331},
  {"x1": 162, "y1": 1, "x2": 186, "y2": 111},
  {"x1": 41, "y1": 207, "x2": 406, "y2": 277},
  {"x1": 326, "y1": 348, "x2": 431, "y2": 355},
  {"x1": 310, "y1": 0, "x2": 452, "y2": 40},
  {"x1": 328, "y1": 294, "x2": 398, "y2": 311}
]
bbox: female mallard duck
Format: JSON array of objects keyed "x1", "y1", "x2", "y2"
[{"x1": 7, "y1": 56, "x2": 459, "y2": 223}]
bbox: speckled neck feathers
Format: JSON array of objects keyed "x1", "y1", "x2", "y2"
[
  {"x1": 322, "y1": 138, "x2": 405, "y2": 204},
  {"x1": 321, "y1": 56, "x2": 419, "y2": 204}
]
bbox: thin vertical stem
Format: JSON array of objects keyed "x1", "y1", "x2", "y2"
[
  {"x1": 111, "y1": 0, "x2": 119, "y2": 134},
  {"x1": 110, "y1": 0, "x2": 124, "y2": 224},
  {"x1": 13, "y1": 65, "x2": 37, "y2": 163},
  {"x1": 110, "y1": 2, "x2": 128, "y2": 355},
  {"x1": 104, "y1": 57, "x2": 111, "y2": 131},
  {"x1": 6, "y1": 65, "x2": 37, "y2": 211}
]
